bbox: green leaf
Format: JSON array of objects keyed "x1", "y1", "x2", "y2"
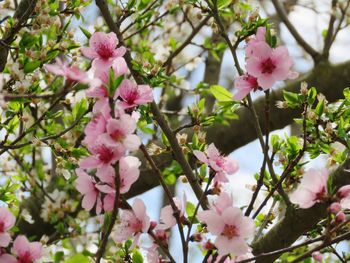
[
  {"x1": 132, "y1": 250, "x2": 144, "y2": 263},
  {"x1": 210, "y1": 85, "x2": 233, "y2": 102},
  {"x1": 307, "y1": 87, "x2": 317, "y2": 105},
  {"x1": 64, "y1": 254, "x2": 90, "y2": 263},
  {"x1": 343, "y1": 87, "x2": 350, "y2": 100},
  {"x1": 24, "y1": 61, "x2": 41, "y2": 73},
  {"x1": 283, "y1": 90, "x2": 300, "y2": 107},
  {"x1": 315, "y1": 99, "x2": 325, "y2": 117},
  {"x1": 79, "y1": 26, "x2": 91, "y2": 39},
  {"x1": 217, "y1": 0, "x2": 232, "y2": 9}
]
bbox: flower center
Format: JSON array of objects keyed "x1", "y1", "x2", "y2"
[
  {"x1": 314, "y1": 187, "x2": 327, "y2": 202},
  {"x1": 97, "y1": 43, "x2": 113, "y2": 59},
  {"x1": 245, "y1": 75, "x2": 260, "y2": 91},
  {"x1": 129, "y1": 217, "x2": 143, "y2": 233},
  {"x1": 124, "y1": 88, "x2": 139, "y2": 104},
  {"x1": 222, "y1": 224, "x2": 238, "y2": 239},
  {"x1": 97, "y1": 145, "x2": 114, "y2": 164},
  {"x1": 110, "y1": 129, "x2": 124, "y2": 142},
  {"x1": 18, "y1": 252, "x2": 33, "y2": 263},
  {"x1": 261, "y1": 58, "x2": 276, "y2": 74}
]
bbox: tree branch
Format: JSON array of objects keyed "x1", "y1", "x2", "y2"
[{"x1": 271, "y1": 0, "x2": 320, "y2": 60}]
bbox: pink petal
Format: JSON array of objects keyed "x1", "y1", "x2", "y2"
[
  {"x1": 82, "y1": 191, "x2": 97, "y2": 211},
  {"x1": 0, "y1": 233, "x2": 11, "y2": 247},
  {"x1": 81, "y1": 47, "x2": 99, "y2": 59},
  {"x1": 132, "y1": 198, "x2": 147, "y2": 220},
  {"x1": 197, "y1": 210, "x2": 224, "y2": 235},
  {"x1": 193, "y1": 150, "x2": 208, "y2": 164}
]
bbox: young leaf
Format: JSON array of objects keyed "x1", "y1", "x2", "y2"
[{"x1": 210, "y1": 85, "x2": 233, "y2": 102}]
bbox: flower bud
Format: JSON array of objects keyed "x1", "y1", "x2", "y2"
[
  {"x1": 300, "y1": 81, "x2": 308, "y2": 95},
  {"x1": 337, "y1": 185, "x2": 350, "y2": 199},
  {"x1": 336, "y1": 211, "x2": 346, "y2": 222},
  {"x1": 329, "y1": 202, "x2": 341, "y2": 214},
  {"x1": 312, "y1": 251, "x2": 323, "y2": 262}
]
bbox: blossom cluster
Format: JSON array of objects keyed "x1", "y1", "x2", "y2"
[
  {"x1": 234, "y1": 27, "x2": 298, "y2": 100},
  {"x1": 0, "y1": 207, "x2": 42, "y2": 263}
]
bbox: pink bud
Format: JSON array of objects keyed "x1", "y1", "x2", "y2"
[
  {"x1": 337, "y1": 185, "x2": 350, "y2": 198},
  {"x1": 312, "y1": 251, "x2": 323, "y2": 262},
  {"x1": 329, "y1": 202, "x2": 341, "y2": 214},
  {"x1": 336, "y1": 211, "x2": 346, "y2": 222},
  {"x1": 150, "y1": 221, "x2": 157, "y2": 230}
]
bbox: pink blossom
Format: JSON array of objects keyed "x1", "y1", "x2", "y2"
[
  {"x1": 245, "y1": 27, "x2": 266, "y2": 58},
  {"x1": 83, "y1": 113, "x2": 108, "y2": 146},
  {"x1": 115, "y1": 79, "x2": 153, "y2": 109},
  {"x1": 336, "y1": 211, "x2": 346, "y2": 222},
  {"x1": 0, "y1": 207, "x2": 15, "y2": 247},
  {"x1": 329, "y1": 202, "x2": 341, "y2": 214},
  {"x1": 145, "y1": 245, "x2": 163, "y2": 263},
  {"x1": 104, "y1": 114, "x2": 141, "y2": 151},
  {"x1": 113, "y1": 198, "x2": 150, "y2": 247},
  {"x1": 246, "y1": 42, "x2": 298, "y2": 89},
  {"x1": 95, "y1": 156, "x2": 141, "y2": 195},
  {"x1": 193, "y1": 143, "x2": 239, "y2": 183},
  {"x1": 44, "y1": 58, "x2": 88, "y2": 83},
  {"x1": 312, "y1": 251, "x2": 323, "y2": 262},
  {"x1": 92, "y1": 97, "x2": 112, "y2": 120},
  {"x1": 0, "y1": 254, "x2": 16, "y2": 263},
  {"x1": 81, "y1": 32, "x2": 126, "y2": 68},
  {"x1": 233, "y1": 74, "x2": 259, "y2": 101},
  {"x1": 198, "y1": 206, "x2": 254, "y2": 256},
  {"x1": 75, "y1": 168, "x2": 102, "y2": 213},
  {"x1": 158, "y1": 197, "x2": 186, "y2": 230},
  {"x1": 12, "y1": 235, "x2": 42, "y2": 263},
  {"x1": 211, "y1": 192, "x2": 234, "y2": 215},
  {"x1": 119, "y1": 156, "x2": 141, "y2": 193},
  {"x1": 289, "y1": 168, "x2": 329, "y2": 209},
  {"x1": 337, "y1": 185, "x2": 350, "y2": 209},
  {"x1": 93, "y1": 57, "x2": 129, "y2": 84},
  {"x1": 79, "y1": 136, "x2": 124, "y2": 170}
]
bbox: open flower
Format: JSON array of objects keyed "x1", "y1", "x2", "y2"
[
  {"x1": 289, "y1": 168, "x2": 329, "y2": 209},
  {"x1": 81, "y1": 32, "x2": 126, "y2": 68},
  {"x1": 113, "y1": 198, "x2": 150, "y2": 248},
  {"x1": 198, "y1": 206, "x2": 254, "y2": 256},
  {"x1": 104, "y1": 114, "x2": 141, "y2": 151},
  {"x1": 79, "y1": 136, "x2": 124, "y2": 170},
  {"x1": 115, "y1": 79, "x2": 153, "y2": 109},
  {"x1": 193, "y1": 143, "x2": 238, "y2": 183},
  {"x1": 44, "y1": 58, "x2": 88, "y2": 83},
  {"x1": 246, "y1": 42, "x2": 298, "y2": 89},
  {"x1": 12, "y1": 235, "x2": 42, "y2": 263},
  {"x1": 0, "y1": 207, "x2": 15, "y2": 247}
]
